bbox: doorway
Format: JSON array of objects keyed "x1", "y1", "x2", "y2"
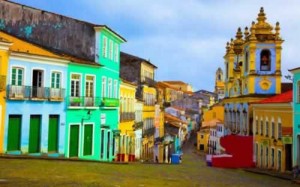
[
  {"x1": 29, "y1": 115, "x2": 41, "y2": 153},
  {"x1": 285, "y1": 144, "x2": 292, "y2": 171},
  {"x1": 7, "y1": 115, "x2": 22, "y2": 152},
  {"x1": 32, "y1": 70, "x2": 44, "y2": 98},
  {"x1": 69, "y1": 125, "x2": 80, "y2": 157},
  {"x1": 48, "y1": 115, "x2": 59, "y2": 153}
]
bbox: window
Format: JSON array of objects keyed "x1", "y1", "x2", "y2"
[
  {"x1": 260, "y1": 119, "x2": 263, "y2": 135},
  {"x1": 102, "y1": 77, "x2": 106, "y2": 97},
  {"x1": 108, "y1": 78, "x2": 112, "y2": 98},
  {"x1": 114, "y1": 43, "x2": 119, "y2": 62},
  {"x1": 109, "y1": 40, "x2": 113, "y2": 60},
  {"x1": 113, "y1": 80, "x2": 118, "y2": 98},
  {"x1": 85, "y1": 75, "x2": 94, "y2": 97},
  {"x1": 255, "y1": 118, "x2": 258, "y2": 134},
  {"x1": 245, "y1": 51, "x2": 249, "y2": 72},
  {"x1": 265, "y1": 120, "x2": 269, "y2": 137},
  {"x1": 71, "y1": 74, "x2": 80, "y2": 97},
  {"x1": 265, "y1": 147, "x2": 268, "y2": 168},
  {"x1": 278, "y1": 119, "x2": 282, "y2": 139},
  {"x1": 260, "y1": 49, "x2": 271, "y2": 71},
  {"x1": 102, "y1": 36, "x2": 107, "y2": 58},
  {"x1": 298, "y1": 81, "x2": 300, "y2": 103},
  {"x1": 271, "y1": 148, "x2": 275, "y2": 167},
  {"x1": 11, "y1": 67, "x2": 24, "y2": 86},
  {"x1": 51, "y1": 72, "x2": 61, "y2": 88},
  {"x1": 271, "y1": 118, "x2": 275, "y2": 138}
]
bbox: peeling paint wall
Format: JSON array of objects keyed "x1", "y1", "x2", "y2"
[{"x1": 0, "y1": 1, "x2": 95, "y2": 61}]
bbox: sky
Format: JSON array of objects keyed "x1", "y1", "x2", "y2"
[{"x1": 11, "y1": 0, "x2": 300, "y2": 91}]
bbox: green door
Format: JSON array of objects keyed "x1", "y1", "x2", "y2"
[
  {"x1": 83, "y1": 124, "x2": 93, "y2": 156},
  {"x1": 29, "y1": 115, "x2": 41, "y2": 153},
  {"x1": 69, "y1": 125, "x2": 79, "y2": 157},
  {"x1": 7, "y1": 115, "x2": 22, "y2": 151},
  {"x1": 48, "y1": 115, "x2": 59, "y2": 153}
]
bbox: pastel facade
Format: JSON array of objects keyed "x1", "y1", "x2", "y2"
[
  {"x1": 203, "y1": 104, "x2": 224, "y2": 122},
  {"x1": 197, "y1": 129, "x2": 209, "y2": 152},
  {"x1": 2, "y1": 32, "x2": 68, "y2": 156},
  {"x1": 134, "y1": 100, "x2": 143, "y2": 160},
  {"x1": 119, "y1": 80, "x2": 136, "y2": 162},
  {"x1": 252, "y1": 91, "x2": 293, "y2": 172},
  {"x1": 0, "y1": 36, "x2": 10, "y2": 153},
  {"x1": 289, "y1": 67, "x2": 300, "y2": 166},
  {"x1": 223, "y1": 8, "x2": 283, "y2": 136}
]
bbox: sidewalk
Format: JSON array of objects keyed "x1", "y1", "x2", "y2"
[{"x1": 244, "y1": 167, "x2": 293, "y2": 181}]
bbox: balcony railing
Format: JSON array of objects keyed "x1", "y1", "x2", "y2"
[
  {"x1": 67, "y1": 96, "x2": 101, "y2": 107},
  {"x1": 143, "y1": 127, "x2": 155, "y2": 137},
  {"x1": 0, "y1": 75, "x2": 6, "y2": 92},
  {"x1": 141, "y1": 77, "x2": 156, "y2": 87},
  {"x1": 133, "y1": 121, "x2": 143, "y2": 130},
  {"x1": 101, "y1": 97, "x2": 119, "y2": 107},
  {"x1": 7, "y1": 85, "x2": 66, "y2": 101},
  {"x1": 120, "y1": 112, "x2": 135, "y2": 122}
]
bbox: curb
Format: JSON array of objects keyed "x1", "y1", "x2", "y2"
[{"x1": 244, "y1": 169, "x2": 292, "y2": 181}]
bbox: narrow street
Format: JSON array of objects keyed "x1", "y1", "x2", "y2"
[{"x1": 0, "y1": 134, "x2": 297, "y2": 187}]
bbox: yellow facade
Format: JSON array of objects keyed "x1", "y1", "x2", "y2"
[
  {"x1": 253, "y1": 103, "x2": 293, "y2": 172},
  {"x1": 197, "y1": 129, "x2": 209, "y2": 152},
  {"x1": 119, "y1": 80, "x2": 136, "y2": 162},
  {"x1": 0, "y1": 39, "x2": 11, "y2": 153},
  {"x1": 203, "y1": 105, "x2": 224, "y2": 122}
]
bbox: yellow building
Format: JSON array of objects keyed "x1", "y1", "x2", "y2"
[
  {"x1": 197, "y1": 128, "x2": 209, "y2": 152},
  {"x1": 252, "y1": 90, "x2": 293, "y2": 173},
  {"x1": 156, "y1": 81, "x2": 184, "y2": 106},
  {"x1": 203, "y1": 104, "x2": 224, "y2": 122},
  {"x1": 0, "y1": 37, "x2": 11, "y2": 153},
  {"x1": 223, "y1": 8, "x2": 284, "y2": 136},
  {"x1": 119, "y1": 79, "x2": 136, "y2": 162},
  {"x1": 142, "y1": 84, "x2": 156, "y2": 161}
]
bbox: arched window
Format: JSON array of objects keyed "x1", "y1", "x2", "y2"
[{"x1": 260, "y1": 49, "x2": 271, "y2": 71}]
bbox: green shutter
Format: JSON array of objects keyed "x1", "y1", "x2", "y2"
[
  {"x1": 83, "y1": 125, "x2": 93, "y2": 156},
  {"x1": 29, "y1": 115, "x2": 41, "y2": 153},
  {"x1": 69, "y1": 125, "x2": 79, "y2": 157},
  {"x1": 17, "y1": 69, "x2": 23, "y2": 86},
  {"x1": 7, "y1": 115, "x2": 21, "y2": 151},
  {"x1": 48, "y1": 115, "x2": 59, "y2": 153}
]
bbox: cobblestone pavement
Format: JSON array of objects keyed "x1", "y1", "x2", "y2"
[{"x1": 0, "y1": 141, "x2": 297, "y2": 187}]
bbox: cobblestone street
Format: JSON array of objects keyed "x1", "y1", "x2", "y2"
[{"x1": 0, "y1": 140, "x2": 297, "y2": 187}]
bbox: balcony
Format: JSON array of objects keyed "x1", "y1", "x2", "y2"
[
  {"x1": 141, "y1": 77, "x2": 156, "y2": 87},
  {"x1": 120, "y1": 112, "x2": 135, "y2": 122},
  {"x1": 7, "y1": 85, "x2": 30, "y2": 100},
  {"x1": 7, "y1": 85, "x2": 66, "y2": 102},
  {"x1": 67, "y1": 96, "x2": 101, "y2": 107},
  {"x1": 143, "y1": 127, "x2": 155, "y2": 137},
  {"x1": 133, "y1": 121, "x2": 143, "y2": 130},
  {"x1": 0, "y1": 75, "x2": 6, "y2": 92},
  {"x1": 48, "y1": 88, "x2": 65, "y2": 101},
  {"x1": 101, "y1": 97, "x2": 119, "y2": 107}
]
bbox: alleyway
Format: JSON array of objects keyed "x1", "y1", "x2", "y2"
[{"x1": 0, "y1": 135, "x2": 297, "y2": 186}]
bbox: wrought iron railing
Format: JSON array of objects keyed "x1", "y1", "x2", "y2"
[
  {"x1": 120, "y1": 112, "x2": 135, "y2": 122},
  {"x1": 67, "y1": 96, "x2": 101, "y2": 107},
  {"x1": 7, "y1": 85, "x2": 66, "y2": 101},
  {"x1": 143, "y1": 127, "x2": 155, "y2": 137},
  {"x1": 141, "y1": 77, "x2": 156, "y2": 87}
]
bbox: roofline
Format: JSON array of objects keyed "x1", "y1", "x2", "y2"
[
  {"x1": 121, "y1": 51, "x2": 158, "y2": 68},
  {"x1": 94, "y1": 26, "x2": 126, "y2": 43},
  {"x1": 289, "y1": 67, "x2": 300, "y2": 73},
  {"x1": 4, "y1": 0, "x2": 126, "y2": 43}
]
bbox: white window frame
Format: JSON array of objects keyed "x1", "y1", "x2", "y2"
[
  {"x1": 108, "y1": 78, "x2": 112, "y2": 98},
  {"x1": 109, "y1": 40, "x2": 113, "y2": 60},
  {"x1": 102, "y1": 76, "x2": 107, "y2": 98},
  {"x1": 102, "y1": 36, "x2": 108, "y2": 58},
  {"x1": 51, "y1": 71, "x2": 61, "y2": 89},
  {"x1": 71, "y1": 73, "x2": 81, "y2": 97},
  {"x1": 114, "y1": 80, "x2": 118, "y2": 98},
  {"x1": 85, "y1": 75, "x2": 95, "y2": 97},
  {"x1": 265, "y1": 117, "x2": 269, "y2": 137},
  {"x1": 11, "y1": 66, "x2": 24, "y2": 86},
  {"x1": 114, "y1": 43, "x2": 119, "y2": 62}
]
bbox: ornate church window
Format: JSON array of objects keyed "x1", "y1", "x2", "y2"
[
  {"x1": 245, "y1": 51, "x2": 249, "y2": 72},
  {"x1": 260, "y1": 49, "x2": 271, "y2": 71}
]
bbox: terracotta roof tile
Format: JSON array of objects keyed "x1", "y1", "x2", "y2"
[{"x1": 258, "y1": 90, "x2": 293, "y2": 104}]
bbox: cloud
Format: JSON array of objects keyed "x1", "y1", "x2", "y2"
[{"x1": 12, "y1": 0, "x2": 300, "y2": 90}]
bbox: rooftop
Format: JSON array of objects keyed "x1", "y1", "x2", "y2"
[
  {"x1": 120, "y1": 52, "x2": 157, "y2": 69},
  {"x1": 258, "y1": 90, "x2": 293, "y2": 104}
]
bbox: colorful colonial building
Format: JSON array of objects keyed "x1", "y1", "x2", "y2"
[
  {"x1": 289, "y1": 67, "x2": 300, "y2": 167},
  {"x1": 2, "y1": 31, "x2": 68, "y2": 156},
  {"x1": 252, "y1": 91, "x2": 293, "y2": 172},
  {"x1": 118, "y1": 79, "x2": 136, "y2": 162},
  {"x1": 215, "y1": 68, "x2": 225, "y2": 101}
]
